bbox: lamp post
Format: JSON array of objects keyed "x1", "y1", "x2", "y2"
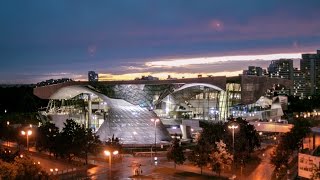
[
  {"x1": 6, "y1": 121, "x2": 9, "y2": 147},
  {"x1": 104, "y1": 150, "x2": 119, "y2": 178},
  {"x1": 151, "y1": 118, "x2": 159, "y2": 163},
  {"x1": 21, "y1": 130, "x2": 32, "y2": 152},
  {"x1": 228, "y1": 124, "x2": 238, "y2": 160}
]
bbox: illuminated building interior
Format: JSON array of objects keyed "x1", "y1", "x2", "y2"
[{"x1": 35, "y1": 76, "x2": 292, "y2": 144}]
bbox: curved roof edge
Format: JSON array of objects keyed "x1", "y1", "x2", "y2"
[{"x1": 173, "y1": 83, "x2": 224, "y2": 92}]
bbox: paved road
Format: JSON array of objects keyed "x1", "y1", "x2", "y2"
[
  {"x1": 87, "y1": 155, "x2": 166, "y2": 179},
  {"x1": 247, "y1": 147, "x2": 275, "y2": 180},
  {"x1": 2, "y1": 141, "x2": 277, "y2": 179}
]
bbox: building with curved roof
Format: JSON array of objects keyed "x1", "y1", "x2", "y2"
[{"x1": 34, "y1": 75, "x2": 292, "y2": 144}]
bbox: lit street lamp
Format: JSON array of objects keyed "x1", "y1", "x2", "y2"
[
  {"x1": 21, "y1": 130, "x2": 32, "y2": 152},
  {"x1": 228, "y1": 124, "x2": 238, "y2": 159},
  {"x1": 104, "y1": 150, "x2": 119, "y2": 177},
  {"x1": 151, "y1": 118, "x2": 159, "y2": 163},
  {"x1": 6, "y1": 121, "x2": 10, "y2": 147}
]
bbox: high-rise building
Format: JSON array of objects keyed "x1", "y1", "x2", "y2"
[
  {"x1": 293, "y1": 68, "x2": 307, "y2": 98},
  {"x1": 268, "y1": 59, "x2": 294, "y2": 96},
  {"x1": 243, "y1": 66, "x2": 265, "y2": 76},
  {"x1": 300, "y1": 50, "x2": 320, "y2": 96},
  {"x1": 88, "y1": 71, "x2": 99, "y2": 82},
  {"x1": 268, "y1": 59, "x2": 294, "y2": 80}
]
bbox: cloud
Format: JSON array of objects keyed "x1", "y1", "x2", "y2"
[
  {"x1": 1, "y1": 1, "x2": 320, "y2": 83},
  {"x1": 144, "y1": 53, "x2": 302, "y2": 67}
]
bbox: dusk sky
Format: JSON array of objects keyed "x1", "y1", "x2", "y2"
[{"x1": 1, "y1": 0, "x2": 320, "y2": 83}]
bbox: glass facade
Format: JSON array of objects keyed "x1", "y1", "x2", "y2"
[{"x1": 39, "y1": 76, "x2": 291, "y2": 144}]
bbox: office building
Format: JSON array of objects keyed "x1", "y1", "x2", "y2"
[
  {"x1": 88, "y1": 71, "x2": 99, "y2": 82},
  {"x1": 301, "y1": 50, "x2": 320, "y2": 96},
  {"x1": 293, "y1": 68, "x2": 307, "y2": 98},
  {"x1": 268, "y1": 59, "x2": 294, "y2": 80},
  {"x1": 243, "y1": 66, "x2": 265, "y2": 76},
  {"x1": 268, "y1": 59, "x2": 294, "y2": 95}
]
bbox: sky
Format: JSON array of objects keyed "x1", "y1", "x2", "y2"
[{"x1": 0, "y1": 0, "x2": 320, "y2": 83}]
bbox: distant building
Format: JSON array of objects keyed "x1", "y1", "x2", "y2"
[
  {"x1": 293, "y1": 68, "x2": 307, "y2": 98},
  {"x1": 268, "y1": 59, "x2": 294, "y2": 95},
  {"x1": 36, "y1": 78, "x2": 73, "y2": 87},
  {"x1": 88, "y1": 71, "x2": 99, "y2": 82},
  {"x1": 268, "y1": 59, "x2": 294, "y2": 80},
  {"x1": 301, "y1": 50, "x2": 320, "y2": 96},
  {"x1": 167, "y1": 75, "x2": 177, "y2": 80},
  {"x1": 243, "y1": 66, "x2": 265, "y2": 76},
  {"x1": 135, "y1": 75, "x2": 159, "y2": 81}
]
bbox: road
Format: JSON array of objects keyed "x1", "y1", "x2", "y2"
[
  {"x1": 1, "y1": 140, "x2": 278, "y2": 179},
  {"x1": 247, "y1": 147, "x2": 275, "y2": 180},
  {"x1": 87, "y1": 155, "x2": 168, "y2": 179}
]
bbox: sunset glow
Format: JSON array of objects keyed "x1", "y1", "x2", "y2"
[
  {"x1": 145, "y1": 53, "x2": 302, "y2": 68},
  {"x1": 99, "y1": 71, "x2": 243, "y2": 81}
]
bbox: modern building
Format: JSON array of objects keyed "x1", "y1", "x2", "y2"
[
  {"x1": 243, "y1": 66, "x2": 265, "y2": 76},
  {"x1": 88, "y1": 71, "x2": 99, "y2": 82},
  {"x1": 268, "y1": 59, "x2": 294, "y2": 80},
  {"x1": 301, "y1": 50, "x2": 320, "y2": 96},
  {"x1": 293, "y1": 68, "x2": 307, "y2": 98},
  {"x1": 268, "y1": 59, "x2": 294, "y2": 95},
  {"x1": 34, "y1": 75, "x2": 292, "y2": 144},
  {"x1": 36, "y1": 78, "x2": 73, "y2": 87}
]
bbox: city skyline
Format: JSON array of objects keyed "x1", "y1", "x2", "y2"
[{"x1": 1, "y1": 0, "x2": 320, "y2": 83}]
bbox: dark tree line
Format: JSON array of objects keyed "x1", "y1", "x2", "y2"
[
  {"x1": 36, "y1": 119, "x2": 102, "y2": 165},
  {"x1": 288, "y1": 95, "x2": 320, "y2": 113},
  {"x1": 167, "y1": 137, "x2": 186, "y2": 169},
  {"x1": 0, "y1": 86, "x2": 47, "y2": 114},
  {"x1": 270, "y1": 118, "x2": 311, "y2": 171},
  {"x1": 0, "y1": 147, "x2": 48, "y2": 179},
  {"x1": 175, "y1": 117, "x2": 260, "y2": 174},
  {"x1": 193, "y1": 117, "x2": 260, "y2": 163}
]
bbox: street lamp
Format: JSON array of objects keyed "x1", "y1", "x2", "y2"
[
  {"x1": 6, "y1": 121, "x2": 10, "y2": 147},
  {"x1": 104, "y1": 150, "x2": 119, "y2": 177},
  {"x1": 228, "y1": 124, "x2": 238, "y2": 159},
  {"x1": 151, "y1": 118, "x2": 159, "y2": 163},
  {"x1": 21, "y1": 130, "x2": 32, "y2": 152}
]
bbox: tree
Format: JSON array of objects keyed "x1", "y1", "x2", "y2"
[
  {"x1": 76, "y1": 126, "x2": 102, "y2": 165},
  {"x1": 291, "y1": 118, "x2": 311, "y2": 143},
  {"x1": 270, "y1": 118, "x2": 310, "y2": 171},
  {"x1": 56, "y1": 119, "x2": 82, "y2": 160},
  {"x1": 36, "y1": 122, "x2": 59, "y2": 156},
  {"x1": 105, "y1": 134, "x2": 122, "y2": 153},
  {"x1": 0, "y1": 159, "x2": 17, "y2": 179},
  {"x1": 199, "y1": 121, "x2": 225, "y2": 146},
  {"x1": 199, "y1": 118, "x2": 261, "y2": 163},
  {"x1": 270, "y1": 146, "x2": 290, "y2": 170},
  {"x1": 188, "y1": 138, "x2": 210, "y2": 174},
  {"x1": 210, "y1": 140, "x2": 233, "y2": 176},
  {"x1": 230, "y1": 118, "x2": 260, "y2": 162},
  {"x1": 167, "y1": 137, "x2": 186, "y2": 169},
  {"x1": 0, "y1": 147, "x2": 20, "y2": 162},
  {"x1": 0, "y1": 155, "x2": 47, "y2": 179},
  {"x1": 14, "y1": 156, "x2": 43, "y2": 179}
]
